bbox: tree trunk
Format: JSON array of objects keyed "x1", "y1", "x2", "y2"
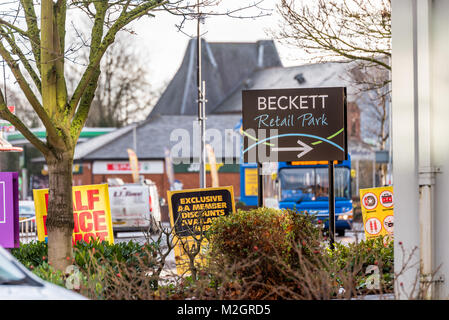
[{"x1": 46, "y1": 151, "x2": 74, "y2": 271}]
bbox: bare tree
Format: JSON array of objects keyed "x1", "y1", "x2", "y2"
[
  {"x1": 0, "y1": 0, "x2": 270, "y2": 271},
  {"x1": 276, "y1": 0, "x2": 391, "y2": 70},
  {"x1": 350, "y1": 65, "x2": 390, "y2": 151},
  {"x1": 0, "y1": 85, "x2": 41, "y2": 128},
  {"x1": 66, "y1": 34, "x2": 159, "y2": 128},
  {"x1": 0, "y1": 0, "x2": 196, "y2": 271}
]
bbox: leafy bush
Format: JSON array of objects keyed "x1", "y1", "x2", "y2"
[
  {"x1": 11, "y1": 210, "x2": 394, "y2": 300},
  {"x1": 328, "y1": 236, "x2": 394, "y2": 293},
  {"x1": 11, "y1": 240, "x2": 161, "y2": 298},
  {"x1": 11, "y1": 240, "x2": 158, "y2": 271},
  {"x1": 73, "y1": 239, "x2": 159, "y2": 274},
  {"x1": 206, "y1": 208, "x2": 394, "y2": 299},
  {"x1": 10, "y1": 241, "x2": 48, "y2": 268},
  {"x1": 206, "y1": 208, "x2": 325, "y2": 299},
  {"x1": 29, "y1": 262, "x2": 67, "y2": 287}
]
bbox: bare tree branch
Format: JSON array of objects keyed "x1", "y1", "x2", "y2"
[
  {"x1": 0, "y1": 88, "x2": 49, "y2": 155},
  {"x1": 275, "y1": 0, "x2": 391, "y2": 71}
]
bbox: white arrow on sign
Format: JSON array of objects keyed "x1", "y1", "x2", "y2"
[{"x1": 272, "y1": 139, "x2": 313, "y2": 159}]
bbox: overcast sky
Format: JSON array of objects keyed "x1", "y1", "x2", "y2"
[
  {"x1": 127, "y1": 0, "x2": 308, "y2": 90},
  {"x1": 2, "y1": 1, "x2": 310, "y2": 105}
]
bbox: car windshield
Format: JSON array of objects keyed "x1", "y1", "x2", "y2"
[
  {"x1": 279, "y1": 167, "x2": 350, "y2": 202},
  {"x1": 0, "y1": 253, "x2": 26, "y2": 284}
]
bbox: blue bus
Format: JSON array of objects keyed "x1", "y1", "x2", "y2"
[{"x1": 240, "y1": 157, "x2": 353, "y2": 236}]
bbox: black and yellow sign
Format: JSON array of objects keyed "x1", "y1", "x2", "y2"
[
  {"x1": 168, "y1": 186, "x2": 235, "y2": 237},
  {"x1": 167, "y1": 186, "x2": 235, "y2": 274}
]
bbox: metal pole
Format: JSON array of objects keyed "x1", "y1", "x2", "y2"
[
  {"x1": 197, "y1": 1, "x2": 206, "y2": 189},
  {"x1": 328, "y1": 161, "x2": 335, "y2": 249},
  {"x1": 133, "y1": 126, "x2": 137, "y2": 153},
  {"x1": 356, "y1": 159, "x2": 360, "y2": 196},
  {"x1": 257, "y1": 162, "x2": 263, "y2": 207}
]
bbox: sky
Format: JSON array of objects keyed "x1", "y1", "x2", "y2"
[
  {"x1": 1, "y1": 0, "x2": 310, "y2": 107},
  {"x1": 126, "y1": 0, "x2": 308, "y2": 91}
]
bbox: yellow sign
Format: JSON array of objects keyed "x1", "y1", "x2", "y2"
[
  {"x1": 244, "y1": 168, "x2": 258, "y2": 196},
  {"x1": 167, "y1": 186, "x2": 235, "y2": 275},
  {"x1": 206, "y1": 144, "x2": 219, "y2": 187},
  {"x1": 127, "y1": 148, "x2": 139, "y2": 183},
  {"x1": 359, "y1": 186, "x2": 394, "y2": 240},
  {"x1": 33, "y1": 184, "x2": 114, "y2": 245}
]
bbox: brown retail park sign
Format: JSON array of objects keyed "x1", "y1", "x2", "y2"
[{"x1": 242, "y1": 87, "x2": 348, "y2": 163}]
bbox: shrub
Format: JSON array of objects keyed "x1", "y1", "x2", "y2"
[
  {"x1": 30, "y1": 262, "x2": 67, "y2": 288},
  {"x1": 205, "y1": 208, "x2": 394, "y2": 299},
  {"x1": 10, "y1": 241, "x2": 48, "y2": 268},
  {"x1": 11, "y1": 240, "x2": 159, "y2": 272},
  {"x1": 73, "y1": 239, "x2": 159, "y2": 274},
  {"x1": 329, "y1": 236, "x2": 394, "y2": 293},
  {"x1": 206, "y1": 208, "x2": 325, "y2": 299},
  {"x1": 11, "y1": 212, "x2": 394, "y2": 300}
]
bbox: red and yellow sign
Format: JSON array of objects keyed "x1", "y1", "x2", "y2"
[
  {"x1": 33, "y1": 184, "x2": 114, "y2": 245},
  {"x1": 360, "y1": 186, "x2": 394, "y2": 240}
]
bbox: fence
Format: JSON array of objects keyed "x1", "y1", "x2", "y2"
[{"x1": 19, "y1": 217, "x2": 38, "y2": 243}]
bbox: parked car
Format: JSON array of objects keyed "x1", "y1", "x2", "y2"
[
  {"x1": 108, "y1": 179, "x2": 162, "y2": 236},
  {"x1": 0, "y1": 246, "x2": 86, "y2": 300}
]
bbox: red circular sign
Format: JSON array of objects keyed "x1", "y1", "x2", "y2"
[
  {"x1": 362, "y1": 192, "x2": 378, "y2": 210},
  {"x1": 365, "y1": 217, "x2": 382, "y2": 235},
  {"x1": 380, "y1": 190, "x2": 394, "y2": 208},
  {"x1": 383, "y1": 215, "x2": 394, "y2": 234}
]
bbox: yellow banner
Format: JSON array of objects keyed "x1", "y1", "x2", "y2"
[
  {"x1": 244, "y1": 168, "x2": 258, "y2": 196},
  {"x1": 167, "y1": 186, "x2": 235, "y2": 275},
  {"x1": 359, "y1": 186, "x2": 394, "y2": 240},
  {"x1": 33, "y1": 184, "x2": 114, "y2": 245},
  {"x1": 127, "y1": 148, "x2": 139, "y2": 183},
  {"x1": 206, "y1": 144, "x2": 219, "y2": 188}
]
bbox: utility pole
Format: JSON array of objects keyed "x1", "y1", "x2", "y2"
[{"x1": 197, "y1": 0, "x2": 207, "y2": 188}]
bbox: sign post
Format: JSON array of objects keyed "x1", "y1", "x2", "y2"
[
  {"x1": 328, "y1": 162, "x2": 335, "y2": 249},
  {"x1": 242, "y1": 87, "x2": 347, "y2": 246}
]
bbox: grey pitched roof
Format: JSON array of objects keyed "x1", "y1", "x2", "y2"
[
  {"x1": 213, "y1": 61, "x2": 360, "y2": 114},
  {"x1": 148, "y1": 39, "x2": 282, "y2": 117},
  {"x1": 78, "y1": 114, "x2": 242, "y2": 161},
  {"x1": 73, "y1": 125, "x2": 136, "y2": 160}
]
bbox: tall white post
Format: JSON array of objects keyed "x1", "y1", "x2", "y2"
[
  {"x1": 393, "y1": 0, "x2": 449, "y2": 299},
  {"x1": 391, "y1": 0, "x2": 421, "y2": 299},
  {"x1": 416, "y1": 0, "x2": 434, "y2": 299}
]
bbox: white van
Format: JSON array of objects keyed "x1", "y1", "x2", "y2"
[{"x1": 108, "y1": 179, "x2": 161, "y2": 236}]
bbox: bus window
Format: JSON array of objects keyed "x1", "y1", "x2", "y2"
[
  {"x1": 278, "y1": 168, "x2": 315, "y2": 202},
  {"x1": 279, "y1": 167, "x2": 350, "y2": 202}
]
